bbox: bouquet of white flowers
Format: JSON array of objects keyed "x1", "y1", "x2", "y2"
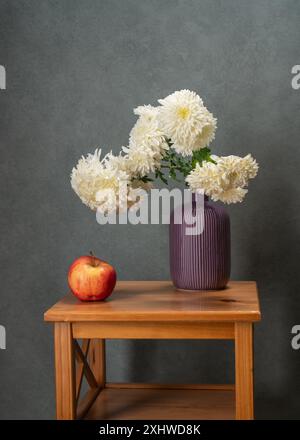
[{"x1": 71, "y1": 90, "x2": 258, "y2": 213}]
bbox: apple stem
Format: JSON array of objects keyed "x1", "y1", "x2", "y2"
[{"x1": 90, "y1": 250, "x2": 97, "y2": 267}]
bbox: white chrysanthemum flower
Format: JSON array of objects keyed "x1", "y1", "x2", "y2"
[
  {"x1": 129, "y1": 105, "x2": 169, "y2": 164},
  {"x1": 186, "y1": 161, "x2": 221, "y2": 196},
  {"x1": 94, "y1": 165, "x2": 131, "y2": 214},
  {"x1": 71, "y1": 149, "x2": 104, "y2": 210},
  {"x1": 133, "y1": 104, "x2": 159, "y2": 119},
  {"x1": 104, "y1": 151, "x2": 129, "y2": 173},
  {"x1": 71, "y1": 149, "x2": 131, "y2": 212},
  {"x1": 216, "y1": 187, "x2": 248, "y2": 204},
  {"x1": 186, "y1": 154, "x2": 258, "y2": 204},
  {"x1": 158, "y1": 89, "x2": 217, "y2": 156},
  {"x1": 240, "y1": 154, "x2": 259, "y2": 180},
  {"x1": 123, "y1": 142, "x2": 158, "y2": 177},
  {"x1": 127, "y1": 179, "x2": 152, "y2": 211},
  {"x1": 215, "y1": 154, "x2": 259, "y2": 188}
]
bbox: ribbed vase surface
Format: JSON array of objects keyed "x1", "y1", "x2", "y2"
[{"x1": 169, "y1": 198, "x2": 230, "y2": 290}]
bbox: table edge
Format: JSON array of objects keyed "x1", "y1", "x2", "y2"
[
  {"x1": 44, "y1": 311, "x2": 261, "y2": 322},
  {"x1": 44, "y1": 280, "x2": 261, "y2": 323}
]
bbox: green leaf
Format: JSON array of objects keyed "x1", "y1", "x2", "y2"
[
  {"x1": 153, "y1": 146, "x2": 216, "y2": 185},
  {"x1": 191, "y1": 148, "x2": 215, "y2": 169}
]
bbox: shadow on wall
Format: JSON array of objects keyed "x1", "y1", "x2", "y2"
[
  {"x1": 243, "y1": 180, "x2": 300, "y2": 419},
  {"x1": 127, "y1": 339, "x2": 234, "y2": 385}
]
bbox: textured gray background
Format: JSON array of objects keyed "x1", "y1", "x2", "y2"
[{"x1": 0, "y1": 0, "x2": 300, "y2": 419}]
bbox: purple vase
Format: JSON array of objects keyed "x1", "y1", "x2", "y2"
[{"x1": 169, "y1": 195, "x2": 230, "y2": 290}]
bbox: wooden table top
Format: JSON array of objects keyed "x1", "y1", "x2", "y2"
[{"x1": 44, "y1": 281, "x2": 261, "y2": 323}]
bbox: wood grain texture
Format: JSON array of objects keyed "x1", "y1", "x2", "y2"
[
  {"x1": 85, "y1": 386, "x2": 235, "y2": 420},
  {"x1": 77, "y1": 387, "x2": 102, "y2": 420},
  {"x1": 105, "y1": 383, "x2": 235, "y2": 390},
  {"x1": 72, "y1": 321, "x2": 235, "y2": 339},
  {"x1": 54, "y1": 323, "x2": 76, "y2": 420},
  {"x1": 75, "y1": 339, "x2": 90, "y2": 400},
  {"x1": 74, "y1": 340, "x2": 98, "y2": 389},
  {"x1": 88, "y1": 339, "x2": 106, "y2": 387},
  {"x1": 235, "y1": 322, "x2": 254, "y2": 420},
  {"x1": 44, "y1": 281, "x2": 260, "y2": 322}
]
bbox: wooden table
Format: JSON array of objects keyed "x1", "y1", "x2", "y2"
[{"x1": 44, "y1": 281, "x2": 261, "y2": 420}]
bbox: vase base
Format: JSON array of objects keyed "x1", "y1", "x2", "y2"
[{"x1": 174, "y1": 285, "x2": 228, "y2": 292}]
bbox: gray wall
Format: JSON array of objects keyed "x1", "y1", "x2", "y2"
[{"x1": 1, "y1": 0, "x2": 300, "y2": 419}]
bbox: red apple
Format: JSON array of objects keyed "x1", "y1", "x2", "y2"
[{"x1": 68, "y1": 254, "x2": 116, "y2": 301}]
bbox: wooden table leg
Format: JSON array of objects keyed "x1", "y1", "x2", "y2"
[
  {"x1": 54, "y1": 322, "x2": 76, "y2": 420},
  {"x1": 235, "y1": 322, "x2": 254, "y2": 420},
  {"x1": 88, "y1": 339, "x2": 106, "y2": 388}
]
